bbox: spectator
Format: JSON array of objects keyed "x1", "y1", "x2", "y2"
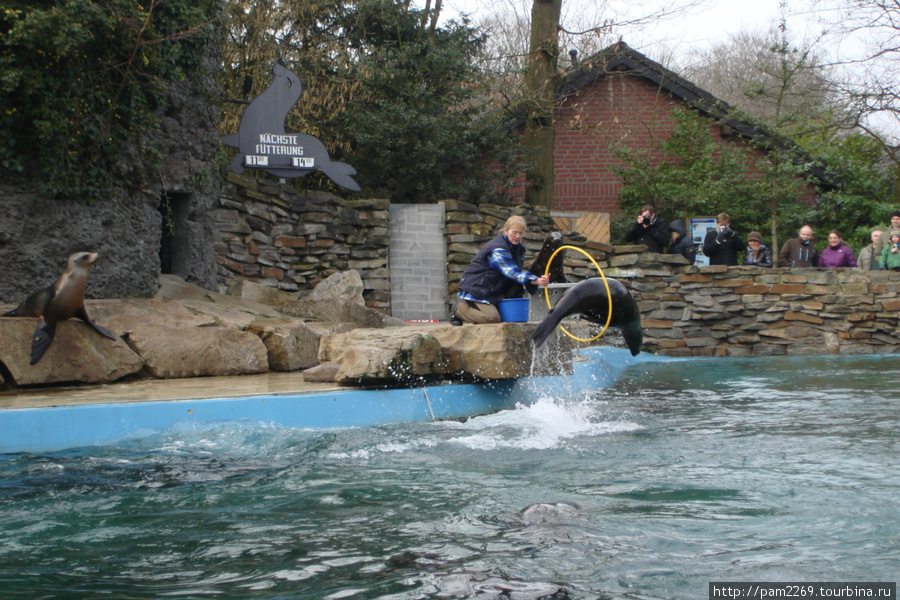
[
  {"x1": 742, "y1": 231, "x2": 773, "y2": 268},
  {"x1": 623, "y1": 205, "x2": 669, "y2": 253},
  {"x1": 880, "y1": 232, "x2": 900, "y2": 271},
  {"x1": 702, "y1": 213, "x2": 743, "y2": 266},
  {"x1": 819, "y1": 230, "x2": 858, "y2": 268},
  {"x1": 452, "y1": 215, "x2": 550, "y2": 325},
  {"x1": 874, "y1": 211, "x2": 900, "y2": 258},
  {"x1": 778, "y1": 225, "x2": 818, "y2": 268},
  {"x1": 668, "y1": 220, "x2": 696, "y2": 264},
  {"x1": 857, "y1": 229, "x2": 882, "y2": 271}
]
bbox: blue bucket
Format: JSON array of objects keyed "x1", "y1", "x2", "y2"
[{"x1": 499, "y1": 298, "x2": 530, "y2": 322}]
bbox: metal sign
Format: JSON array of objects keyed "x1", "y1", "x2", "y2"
[{"x1": 221, "y1": 61, "x2": 361, "y2": 191}]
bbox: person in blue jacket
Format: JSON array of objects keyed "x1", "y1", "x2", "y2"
[{"x1": 452, "y1": 215, "x2": 550, "y2": 325}]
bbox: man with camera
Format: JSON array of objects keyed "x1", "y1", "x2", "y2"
[
  {"x1": 623, "y1": 205, "x2": 670, "y2": 253},
  {"x1": 702, "y1": 213, "x2": 743, "y2": 266}
]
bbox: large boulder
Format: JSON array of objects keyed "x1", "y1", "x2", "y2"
[
  {"x1": 155, "y1": 274, "x2": 284, "y2": 329},
  {"x1": 319, "y1": 328, "x2": 447, "y2": 384},
  {"x1": 87, "y1": 298, "x2": 217, "y2": 333},
  {"x1": 227, "y1": 279, "x2": 298, "y2": 306},
  {"x1": 282, "y1": 298, "x2": 404, "y2": 328},
  {"x1": 124, "y1": 324, "x2": 268, "y2": 378},
  {"x1": 317, "y1": 323, "x2": 563, "y2": 383},
  {"x1": 428, "y1": 323, "x2": 547, "y2": 379},
  {"x1": 0, "y1": 318, "x2": 144, "y2": 386},
  {"x1": 309, "y1": 270, "x2": 365, "y2": 304},
  {"x1": 245, "y1": 319, "x2": 322, "y2": 371}
]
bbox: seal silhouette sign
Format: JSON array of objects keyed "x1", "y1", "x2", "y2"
[{"x1": 221, "y1": 61, "x2": 361, "y2": 191}]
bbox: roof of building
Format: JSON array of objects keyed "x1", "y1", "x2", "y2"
[{"x1": 506, "y1": 41, "x2": 833, "y2": 185}]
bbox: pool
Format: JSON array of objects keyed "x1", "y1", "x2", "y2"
[{"x1": 0, "y1": 351, "x2": 897, "y2": 598}]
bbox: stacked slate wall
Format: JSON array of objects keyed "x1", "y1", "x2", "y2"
[
  {"x1": 631, "y1": 265, "x2": 900, "y2": 357},
  {"x1": 216, "y1": 173, "x2": 391, "y2": 309},
  {"x1": 215, "y1": 178, "x2": 900, "y2": 356}
]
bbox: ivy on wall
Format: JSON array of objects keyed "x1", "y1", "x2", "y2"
[{"x1": 0, "y1": 0, "x2": 220, "y2": 200}]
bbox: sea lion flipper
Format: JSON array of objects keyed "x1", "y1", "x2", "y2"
[
  {"x1": 89, "y1": 322, "x2": 117, "y2": 340},
  {"x1": 29, "y1": 318, "x2": 56, "y2": 365},
  {"x1": 74, "y1": 306, "x2": 117, "y2": 340}
]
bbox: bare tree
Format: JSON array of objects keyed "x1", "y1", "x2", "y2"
[
  {"x1": 522, "y1": 0, "x2": 564, "y2": 208},
  {"x1": 682, "y1": 29, "x2": 846, "y2": 137},
  {"x1": 818, "y1": 0, "x2": 900, "y2": 200}
]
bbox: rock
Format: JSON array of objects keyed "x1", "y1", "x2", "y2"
[
  {"x1": 317, "y1": 323, "x2": 554, "y2": 383},
  {"x1": 227, "y1": 279, "x2": 298, "y2": 306},
  {"x1": 428, "y1": 324, "x2": 543, "y2": 379},
  {"x1": 0, "y1": 318, "x2": 144, "y2": 386},
  {"x1": 319, "y1": 328, "x2": 446, "y2": 383},
  {"x1": 282, "y1": 297, "x2": 404, "y2": 328},
  {"x1": 246, "y1": 319, "x2": 321, "y2": 371},
  {"x1": 124, "y1": 324, "x2": 268, "y2": 378},
  {"x1": 309, "y1": 270, "x2": 365, "y2": 304},
  {"x1": 303, "y1": 362, "x2": 340, "y2": 383},
  {"x1": 87, "y1": 298, "x2": 217, "y2": 333},
  {"x1": 155, "y1": 274, "x2": 284, "y2": 329},
  {"x1": 823, "y1": 331, "x2": 840, "y2": 354}
]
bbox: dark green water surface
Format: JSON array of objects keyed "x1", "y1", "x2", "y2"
[{"x1": 1, "y1": 354, "x2": 897, "y2": 599}]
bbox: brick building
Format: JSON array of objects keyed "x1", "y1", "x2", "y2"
[{"x1": 505, "y1": 41, "x2": 823, "y2": 214}]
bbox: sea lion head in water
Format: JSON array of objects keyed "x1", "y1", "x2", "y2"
[{"x1": 531, "y1": 277, "x2": 643, "y2": 355}]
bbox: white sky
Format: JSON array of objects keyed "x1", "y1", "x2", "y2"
[
  {"x1": 430, "y1": 0, "x2": 898, "y2": 137},
  {"x1": 436, "y1": 0, "x2": 839, "y2": 62}
]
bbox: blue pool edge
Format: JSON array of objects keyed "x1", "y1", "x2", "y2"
[{"x1": 0, "y1": 347, "x2": 663, "y2": 454}]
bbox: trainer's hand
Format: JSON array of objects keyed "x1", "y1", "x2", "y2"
[{"x1": 535, "y1": 275, "x2": 550, "y2": 286}]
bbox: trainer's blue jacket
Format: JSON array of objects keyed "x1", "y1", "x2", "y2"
[{"x1": 458, "y1": 233, "x2": 538, "y2": 305}]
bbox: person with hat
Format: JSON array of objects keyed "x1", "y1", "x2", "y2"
[
  {"x1": 818, "y1": 230, "x2": 858, "y2": 268},
  {"x1": 881, "y1": 232, "x2": 900, "y2": 271},
  {"x1": 742, "y1": 231, "x2": 773, "y2": 267},
  {"x1": 873, "y1": 211, "x2": 900, "y2": 258}
]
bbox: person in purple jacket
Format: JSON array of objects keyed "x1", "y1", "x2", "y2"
[{"x1": 818, "y1": 230, "x2": 858, "y2": 268}]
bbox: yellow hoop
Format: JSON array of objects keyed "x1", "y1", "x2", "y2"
[{"x1": 542, "y1": 245, "x2": 613, "y2": 343}]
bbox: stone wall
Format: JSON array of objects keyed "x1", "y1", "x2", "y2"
[
  {"x1": 215, "y1": 173, "x2": 392, "y2": 309},
  {"x1": 631, "y1": 264, "x2": 900, "y2": 357},
  {"x1": 213, "y1": 179, "x2": 900, "y2": 357}
]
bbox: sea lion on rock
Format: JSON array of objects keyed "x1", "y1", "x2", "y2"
[
  {"x1": 3, "y1": 252, "x2": 116, "y2": 365},
  {"x1": 531, "y1": 277, "x2": 643, "y2": 355}
]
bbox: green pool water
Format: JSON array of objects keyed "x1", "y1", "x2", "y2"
[{"x1": 1, "y1": 353, "x2": 897, "y2": 599}]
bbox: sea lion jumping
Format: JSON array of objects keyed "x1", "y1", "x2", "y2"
[
  {"x1": 3, "y1": 252, "x2": 117, "y2": 365},
  {"x1": 531, "y1": 277, "x2": 643, "y2": 355}
]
